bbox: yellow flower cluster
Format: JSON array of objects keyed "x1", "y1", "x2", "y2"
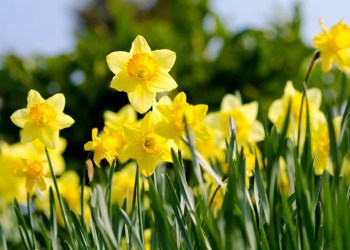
[
  {"x1": 3, "y1": 89, "x2": 88, "y2": 220},
  {"x1": 3, "y1": 17, "x2": 350, "y2": 222}
]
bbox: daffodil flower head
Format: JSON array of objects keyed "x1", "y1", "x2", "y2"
[
  {"x1": 311, "y1": 116, "x2": 341, "y2": 176},
  {"x1": 103, "y1": 104, "x2": 138, "y2": 131},
  {"x1": 10, "y1": 89, "x2": 75, "y2": 149},
  {"x1": 123, "y1": 111, "x2": 172, "y2": 176},
  {"x1": 205, "y1": 93, "x2": 265, "y2": 148},
  {"x1": 155, "y1": 92, "x2": 211, "y2": 150},
  {"x1": 313, "y1": 18, "x2": 350, "y2": 73},
  {"x1": 16, "y1": 156, "x2": 49, "y2": 192},
  {"x1": 106, "y1": 35, "x2": 177, "y2": 114},
  {"x1": 268, "y1": 81, "x2": 323, "y2": 143},
  {"x1": 84, "y1": 127, "x2": 127, "y2": 167}
]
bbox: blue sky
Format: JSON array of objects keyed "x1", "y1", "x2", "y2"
[{"x1": 0, "y1": 0, "x2": 349, "y2": 56}]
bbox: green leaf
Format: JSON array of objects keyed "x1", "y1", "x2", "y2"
[
  {"x1": 70, "y1": 210, "x2": 90, "y2": 250},
  {"x1": 49, "y1": 187, "x2": 58, "y2": 249},
  {"x1": 148, "y1": 178, "x2": 178, "y2": 250},
  {"x1": 0, "y1": 224, "x2": 7, "y2": 250},
  {"x1": 165, "y1": 174, "x2": 193, "y2": 250}
]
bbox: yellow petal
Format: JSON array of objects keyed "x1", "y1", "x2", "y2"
[
  {"x1": 110, "y1": 71, "x2": 138, "y2": 92},
  {"x1": 151, "y1": 49, "x2": 176, "y2": 72},
  {"x1": 147, "y1": 71, "x2": 177, "y2": 92},
  {"x1": 127, "y1": 86, "x2": 156, "y2": 114},
  {"x1": 47, "y1": 93, "x2": 65, "y2": 112},
  {"x1": 21, "y1": 123, "x2": 42, "y2": 144},
  {"x1": 221, "y1": 94, "x2": 241, "y2": 112},
  {"x1": 314, "y1": 151, "x2": 329, "y2": 175},
  {"x1": 40, "y1": 128, "x2": 59, "y2": 149},
  {"x1": 306, "y1": 88, "x2": 322, "y2": 109},
  {"x1": 130, "y1": 35, "x2": 152, "y2": 55},
  {"x1": 193, "y1": 104, "x2": 208, "y2": 121},
  {"x1": 268, "y1": 99, "x2": 283, "y2": 124},
  {"x1": 25, "y1": 178, "x2": 35, "y2": 192},
  {"x1": 56, "y1": 113, "x2": 75, "y2": 129},
  {"x1": 106, "y1": 51, "x2": 130, "y2": 75},
  {"x1": 124, "y1": 143, "x2": 144, "y2": 160},
  {"x1": 320, "y1": 52, "x2": 334, "y2": 72},
  {"x1": 140, "y1": 112, "x2": 155, "y2": 132},
  {"x1": 205, "y1": 112, "x2": 221, "y2": 129},
  {"x1": 334, "y1": 50, "x2": 350, "y2": 73},
  {"x1": 238, "y1": 102, "x2": 258, "y2": 124},
  {"x1": 138, "y1": 155, "x2": 157, "y2": 177},
  {"x1": 10, "y1": 108, "x2": 29, "y2": 128},
  {"x1": 37, "y1": 177, "x2": 47, "y2": 191},
  {"x1": 248, "y1": 121, "x2": 265, "y2": 142},
  {"x1": 27, "y1": 89, "x2": 44, "y2": 108},
  {"x1": 284, "y1": 81, "x2": 296, "y2": 97},
  {"x1": 123, "y1": 124, "x2": 142, "y2": 143}
]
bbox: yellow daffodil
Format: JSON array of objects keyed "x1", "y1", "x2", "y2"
[
  {"x1": 154, "y1": 92, "x2": 211, "y2": 150},
  {"x1": 0, "y1": 139, "x2": 67, "y2": 194},
  {"x1": 205, "y1": 93, "x2": 264, "y2": 148},
  {"x1": 268, "y1": 81, "x2": 324, "y2": 143},
  {"x1": 58, "y1": 171, "x2": 91, "y2": 223},
  {"x1": 311, "y1": 116, "x2": 342, "y2": 175},
  {"x1": 313, "y1": 19, "x2": 350, "y2": 73},
  {"x1": 10, "y1": 89, "x2": 74, "y2": 149},
  {"x1": 123, "y1": 111, "x2": 172, "y2": 176},
  {"x1": 0, "y1": 142, "x2": 26, "y2": 205},
  {"x1": 111, "y1": 162, "x2": 138, "y2": 209},
  {"x1": 104, "y1": 104, "x2": 138, "y2": 131},
  {"x1": 107, "y1": 35, "x2": 177, "y2": 114},
  {"x1": 84, "y1": 127, "x2": 127, "y2": 167}
]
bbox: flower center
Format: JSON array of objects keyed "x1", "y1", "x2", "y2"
[
  {"x1": 27, "y1": 160, "x2": 44, "y2": 179},
  {"x1": 127, "y1": 53, "x2": 159, "y2": 82},
  {"x1": 29, "y1": 103, "x2": 57, "y2": 126},
  {"x1": 143, "y1": 135, "x2": 160, "y2": 154}
]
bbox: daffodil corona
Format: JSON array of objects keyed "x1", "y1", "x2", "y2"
[
  {"x1": 10, "y1": 90, "x2": 75, "y2": 149},
  {"x1": 106, "y1": 35, "x2": 177, "y2": 114}
]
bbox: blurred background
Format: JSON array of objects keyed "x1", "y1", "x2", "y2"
[{"x1": 0, "y1": 0, "x2": 349, "y2": 170}]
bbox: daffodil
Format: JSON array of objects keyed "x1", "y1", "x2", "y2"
[
  {"x1": 154, "y1": 92, "x2": 211, "y2": 150},
  {"x1": 111, "y1": 162, "x2": 138, "y2": 209},
  {"x1": 84, "y1": 127, "x2": 127, "y2": 167},
  {"x1": 58, "y1": 171, "x2": 91, "y2": 223},
  {"x1": 0, "y1": 142, "x2": 26, "y2": 205},
  {"x1": 123, "y1": 111, "x2": 172, "y2": 176},
  {"x1": 205, "y1": 93, "x2": 264, "y2": 148},
  {"x1": 107, "y1": 35, "x2": 177, "y2": 113},
  {"x1": 10, "y1": 89, "x2": 74, "y2": 149},
  {"x1": 313, "y1": 19, "x2": 350, "y2": 73},
  {"x1": 103, "y1": 104, "x2": 138, "y2": 131},
  {"x1": 268, "y1": 81, "x2": 324, "y2": 143},
  {"x1": 0, "y1": 139, "x2": 67, "y2": 194},
  {"x1": 311, "y1": 116, "x2": 342, "y2": 175}
]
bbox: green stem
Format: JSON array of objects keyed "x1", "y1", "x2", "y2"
[
  {"x1": 27, "y1": 193, "x2": 36, "y2": 249},
  {"x1": 80, "y1": 162, "x2": 86, "y2": 228},
  {"x1": 105, "y1": 160, "x2": 116, "y2": 220},
  {"x1": 136, "y1": 166, "x2": 144, "y2": 245},
  {"x1": 45, "y1": 148, "x2": 74, "y2": 246}
]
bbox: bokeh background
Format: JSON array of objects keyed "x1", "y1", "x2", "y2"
[{"x1": 0, "y1": 0, "x2": 349, "y2": 171}]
